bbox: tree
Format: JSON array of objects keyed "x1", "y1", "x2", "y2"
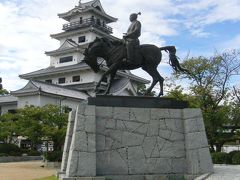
[
  {"x1": 137, "y1": 84, "x2": 156, "y2": 96},
  {"x1": 0, "y1": 105, "x2": 68, "y2": 151},
  {"x1": 0, "y1": 89, "x2": 9, "y2": 95},
  {"x1": 172, "y1": 50, "x2": 240, "y2": 152},
  {"x1": 40, "y1": 105, "x2": 68, "y2": 151},
  {"x1": 0, "y1": 77, "x2": 9, "y2": 95},
  {"x1": 0, "y1": 113, "x2": 18, "y2": 143}
]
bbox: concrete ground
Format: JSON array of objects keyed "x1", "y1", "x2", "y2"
[
  {"x1": 0, "y1": 161, "x2": 56, "y2": 180},
  {"x1": 205, "y1": 165, "x2": 240, "y2": 180},
  {"x1": 1, "y1": 161, "x2": 240, "y2": 180}
]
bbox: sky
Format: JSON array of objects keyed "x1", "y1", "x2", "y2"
[{"x1": 0, "y1": 0, "x2": 240, "y2": 91}]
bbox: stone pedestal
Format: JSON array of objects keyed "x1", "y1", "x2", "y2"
[{"x1": 59, "y1": 96, "x2": 213, "y2": 180}]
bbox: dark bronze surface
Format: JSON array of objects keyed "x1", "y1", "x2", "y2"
[{"x1": 88, "y1": 95, "x2": 188, "y2": 109}]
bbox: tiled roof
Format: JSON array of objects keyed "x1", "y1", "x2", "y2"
[
  {"x1": 19, "y1": 62, "x2": 90, "y2": 79},
  {"x1": 11, "y1": 80, "x2": 89, "y2": 100},
  {"x1": 58, "y1": 0, "x2": 117, "y2": 23},
  {"x1": 20, "y1": 62, "x2": 149, "y2": 84},
  {"x1": 0, "y1": 95, "x2": 18, "y2": 105}
]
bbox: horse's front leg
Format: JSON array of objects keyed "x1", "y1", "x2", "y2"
[
  {"x1": 104, "y1": 70, "x2": 117, "y2": 95},
  {"x1": 95, "y1": 71, "x2": 110, "y2": 93},
  {"x1": 102, "y1": 62, "x2": 121, "y2": 94},
  {"x1": 95, "y1": 68, "x2": 115, "y2": 92}
]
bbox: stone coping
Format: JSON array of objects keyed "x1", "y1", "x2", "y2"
[{"x1": 88, "y1": 95, "x2": 189, "y2": 109}]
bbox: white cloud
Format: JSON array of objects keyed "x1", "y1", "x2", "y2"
[
  {"x1": 219, "y1": 34, "x2": 240, "y2": 51},
  {"x1": 175, "y1": 0, "x2": 240, "y2": 36}
]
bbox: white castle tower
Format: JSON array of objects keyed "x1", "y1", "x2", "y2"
[{"x1": 8, "y1": 0, "x2": 149, "y2": 110}]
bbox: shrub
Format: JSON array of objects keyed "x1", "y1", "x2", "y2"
[
  {"x1": 228, "y1": 151, "x2": 240, "y2": 164},
  {"x1": 8, "y1": 151, "x2": 22, "y2": 156},
  {"x1": 27, "y1": 150, "x2": 41, "y2": 156},
  {"x1": 0, "y1": 153, "x2": 9, "y2": 157},
  {"x1": 0, "y1": 143, "x2": 22, "y2": 155},
  {"x1": 232, "y1": 152, "x2": 240, "y2": 164},
  {"x1": 211, "y1": 152, "x2": 230, "y2": 164},
  {"x1": 44, "y1": 151, "x2": 62, "y2": 162}
]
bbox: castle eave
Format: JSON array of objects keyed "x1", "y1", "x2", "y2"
[
  {"x1": 19, "y1": 63, "x2": 91, "y2": 80},
  {"x1": 58, "y1": 8, "x2": 117, "y2": 23},
  {"x1": 58, "y1": 0, "x2": 117, "y2": 23},
  {"x1": 45, "y1": 47, "x2": 85, "y2": 56},
  {"x1": 50, "y1": 27, "x2": 120, "y2": 41}
]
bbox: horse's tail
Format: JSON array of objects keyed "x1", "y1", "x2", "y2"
[{"x1": 159, "y1": 46, "x2": 189, "y2": 73}]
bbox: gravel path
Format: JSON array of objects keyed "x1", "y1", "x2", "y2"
[{"x1": 0, "y1": 161, "x2": 56, "y2": 180}]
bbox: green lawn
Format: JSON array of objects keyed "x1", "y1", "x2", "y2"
[{"x1": 35, "y1": 175, "x2": 57, "y2": 180}]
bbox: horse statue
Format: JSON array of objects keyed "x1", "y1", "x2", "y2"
[{"x1": 83, "y1": 37, "x2": 188, "y2": 97}]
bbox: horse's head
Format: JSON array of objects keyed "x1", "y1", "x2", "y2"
[{"x1": 83, "y1": 37, "x2": 109, "y2": 73}]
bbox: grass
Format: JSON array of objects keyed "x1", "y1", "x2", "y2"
[{"x1": 34, "y1": 175, "x2": 57, "y2": 180}]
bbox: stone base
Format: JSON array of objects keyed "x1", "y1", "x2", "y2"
[
  {"x1": 59, "y1": 96, "x2": 213, "y2": 180},
  {"x1": 61, "y1": 177, "x2": 105, "y2": 180},
  {"x1": 60, "y1": 174, "x2": 192, "y2": 180}
]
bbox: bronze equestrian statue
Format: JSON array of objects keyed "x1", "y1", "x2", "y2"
[{"x1": 83, "y1": 14, "x2": 188, "y2": 97}]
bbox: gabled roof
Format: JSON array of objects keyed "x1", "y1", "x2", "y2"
[
  {"x1": 11, "y1": 80, "x2": 89, "y2": 100},
  {"x1": 45, "y1": 39, "x2": 87, "y2": 56},
  {"x1": 58, "y1": 0, "x2": 117, "y2": 23}
]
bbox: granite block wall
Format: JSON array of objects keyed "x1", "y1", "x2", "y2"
[{"x1": 60, "y1": 103, "x2": 213, "y2": 180}]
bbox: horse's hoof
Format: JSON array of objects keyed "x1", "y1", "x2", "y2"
[{"x1": 158, "y1": 93, "x2": 163, "y2": 97}]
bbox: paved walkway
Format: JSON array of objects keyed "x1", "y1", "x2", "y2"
[
  {"x1": 1, "y1": 161, "x2": 240, "y2": 180},
  {"x1": 206, "y1": 165, "x2": 240, "y2": 180},
  {"x1": 0, "y1": 161, "x2": 56, "y2": 180}
]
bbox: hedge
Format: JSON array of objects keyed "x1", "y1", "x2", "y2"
[
  {"x1": 0, "y1": 143, "x2": 22, "y2": 155},
  {"x1": 44, "y1": 151, "x2": 62, "y2": 162},
  {"x1": 211, "y1": 151, "x2": 240, "y2": 164},
  {"x1": 232, "y1": 152, "x2": 240, "y2": 164},
  {"x1": 211, "y1": 152, "x2": 230, "y2": 164}
]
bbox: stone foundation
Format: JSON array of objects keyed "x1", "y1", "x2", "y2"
[{"x1": 59, "y1": 96, "x2": 213, "y2": 180}]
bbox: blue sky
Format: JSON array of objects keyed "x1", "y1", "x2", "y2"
[{"x1": 0, "y1": 0, "x2": 240, "y2": 91}]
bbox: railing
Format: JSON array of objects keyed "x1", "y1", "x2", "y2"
[{"x1": 63, "y1": 18, "x2": 113, "y2": 34}]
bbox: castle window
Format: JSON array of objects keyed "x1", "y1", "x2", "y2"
[
  {"x1": 59, "y1": 56, "x2": 73, "y2": 63},
  {"x1": 72, "y1": 75, "x2": 80, "y2": 82},
  {"x1": 78, "y1": 36, "x2": 86, "y2": 43},
  {"x1": 45, "y1": 79, "x2": 52, "y2": 83},
  {"x1": 58, "y1": 77, "x2": 66, "y2": 84},
  {"x1": 91, "y1": 16, "x2": 95, "y2": 22},
  {"x1": 97, "y1": 19, "x2": 101, "y2": 25},
  {"x1": 8, "y1": 109, "x2": 17, "y2": 114}
]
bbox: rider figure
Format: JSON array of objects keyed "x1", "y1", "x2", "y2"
[{"x1": 123, "y1": 12, "x2": 141, "y2": 64}]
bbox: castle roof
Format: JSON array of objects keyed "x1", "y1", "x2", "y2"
[
  {"x1": 50, "y1": 26, "x2": 120, "y2": 41},
  {"x1": 45, "y1": 39, "x2": 87, "y2": 56},
  {"x1": 58, "y1": 0, "x2": 117, "y2": 23},
  {"x1": 19, "y1": 63, "x2": 149, "y2": 84},
  {"x1": 0, "y1": 95, "x2": 18, "y2": 105},
  {"x1": 11, "y1": 80, "x2": 89, "y2": 100}
]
